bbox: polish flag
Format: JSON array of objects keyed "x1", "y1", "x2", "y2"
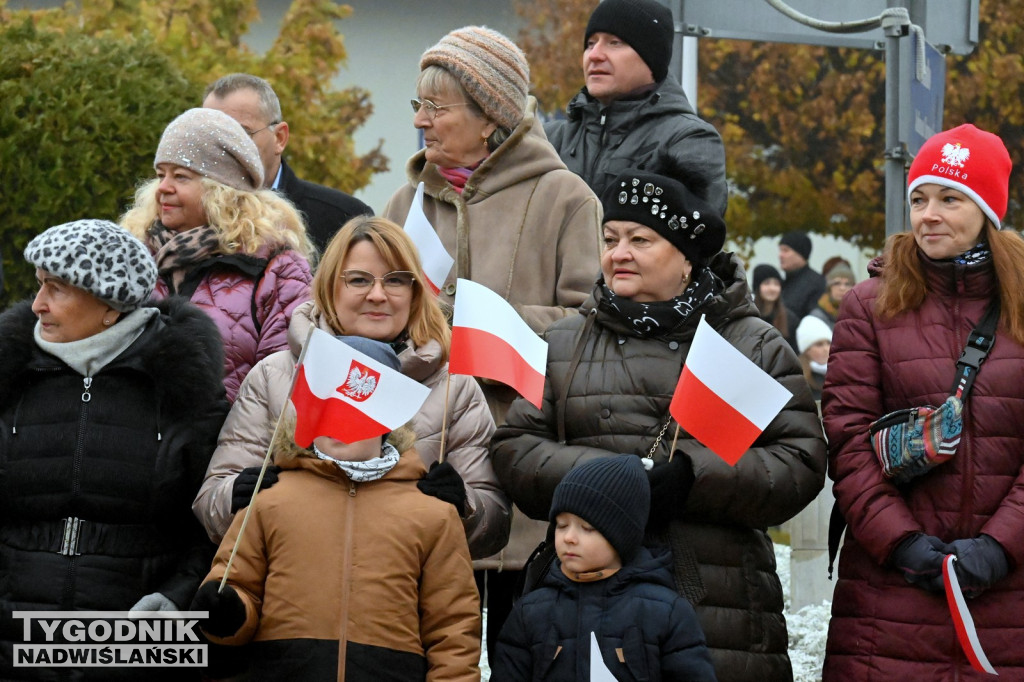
[
  {"x1": 670, "y1": 316, "x2": 792, "y2": 465},
  {"x1": 448, "y1": 278, "x2": 547, "y2": 409},
  {"x1": 943, "y1": 555, "x2": 998, "y2": 675},
  {"x1": 403, "y1": 182, "x2": 454, "y2": 295},
  {"x1": 290, "y1": 328, "x2": 430, "y2": 446}
]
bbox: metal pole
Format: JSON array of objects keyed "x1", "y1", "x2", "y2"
[{"x1": 884, "y1": 1, "x2": 910, "y2": 238}]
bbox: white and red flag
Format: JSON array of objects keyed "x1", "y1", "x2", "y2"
[
  {"x1": 448, "y1": 278, "x2": 547, "y2": 409},
  {"x1": 290, "y1": 328, "x2": 430, "y2": 447},
  {"x1": 670, "y1": 316, "x2": 792, "y2": 465},
  {"x1": 943, "y1": 555, "x2": 998, "y2": 675},
  {"x1": 402, "y1": 182, "x2": 454, "y2": 295}
]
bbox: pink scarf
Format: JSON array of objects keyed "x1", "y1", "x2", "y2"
[{"x1": 437, "y1": 158, "x2": 486, "y2": 194}]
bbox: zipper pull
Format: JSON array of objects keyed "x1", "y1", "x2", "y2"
[{"x1": 81, "y1": 377, "x2": 92, "y2": 403}]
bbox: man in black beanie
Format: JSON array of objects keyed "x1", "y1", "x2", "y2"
[
  {"x1": 545, "y1": 0, "x2": 728, "y2": 216},
  {"x1": 778, "y1": 230, "x2": 826, "y2": 320}
]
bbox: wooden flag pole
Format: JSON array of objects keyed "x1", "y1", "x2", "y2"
[
  {"x1": 219, "y1": 326, "x2": 314, "y2": 592},
  {"x1": 438, "y1": 373, "x2": 452, "y2": 463},
  {"x1": 668, "y1": 424, "x2": 681, "y2": 462}
]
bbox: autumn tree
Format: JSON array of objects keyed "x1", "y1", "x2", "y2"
[
  {"x1": 516, "y1": 0, "x2": 1024, "y2": 252},
  {"x1": 0, "y1": 0, "x2": 385, "y2": 304}
]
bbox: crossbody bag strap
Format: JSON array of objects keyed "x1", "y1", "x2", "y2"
[{"x1": 950, "y1": 298, "x2": 1000, "y2": 399}]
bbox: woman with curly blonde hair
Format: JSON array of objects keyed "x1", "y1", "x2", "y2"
[{"x1": 121, "y1": 107, "x2": 315, "y2": 402}]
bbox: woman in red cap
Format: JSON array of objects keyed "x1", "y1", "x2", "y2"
[{"x1": 823, "y1": 124, "x2": 1024, "y2": 678}]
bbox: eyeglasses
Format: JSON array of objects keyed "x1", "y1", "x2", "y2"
[
  {"x1": 410, "y1": 98, "x2": 468, "y2": 120},
  {"x1": 244, "y1": 121, "x2": 280, "y2": 137},
  {"x1": 340, "y1": 270, "x2": 416, "y2": 291}
]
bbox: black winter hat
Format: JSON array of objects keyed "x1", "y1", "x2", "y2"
[
  {"x1": 751, "y1": 263, "x2": 783, "y2": 293},
  {"x1": 779, "y1": 230, "x2": 812, "y2": 261},
  {"x1": 602, "y1": 170, "x2": 726, "y2": 266},
  {"x1": 584, "y1": 0, "x2": 674, "y2": 83},
  {"x1": 549, "y1": 456, "x2": 650, "y2": 563}
]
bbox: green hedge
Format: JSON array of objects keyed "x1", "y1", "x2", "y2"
[{"x1": 0, "y1": 20, "x2": 197, "y2": 308}]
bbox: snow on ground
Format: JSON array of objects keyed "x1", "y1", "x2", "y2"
[{"x1": 480, "y1": 544, "x2": 830, "y2": 681}]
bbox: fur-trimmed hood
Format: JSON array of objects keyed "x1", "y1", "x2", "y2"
[{"x1": 0, "y1": 297, "x2": 226, "y2": 419}]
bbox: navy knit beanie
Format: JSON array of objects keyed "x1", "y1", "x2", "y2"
[
  {"x1": 585, "y1": 0, "x2": 674, "y2": 83},
  {"x1": 549, "y1": 456, "x2": 650, "y2": 563}
]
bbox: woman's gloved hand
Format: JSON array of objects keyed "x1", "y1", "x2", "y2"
[
  {"x1": 416, "y1": 461, "x2": 467, "y2": 517},
  {"x1": 949, "y1": 534, "x2": 1010, "y2": 599},
  {"x1": 231, "y1": 466, "x2": 281, "y2": 513},
  {"x1": 889, "y1": 533, "x2": 951, "y2": 592},
  {"x1": 646, "y1": 451, "x2": 695, "y2": 527}
]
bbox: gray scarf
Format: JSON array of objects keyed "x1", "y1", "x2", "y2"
[
  {"x1": 34, "y1": 308, "x2": 157, "y2": 377},
  {"x1": 313, "y1": 442, "x2": 401, "y2": 482}
]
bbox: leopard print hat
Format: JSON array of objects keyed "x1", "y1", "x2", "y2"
[{"x1": 25, "y1": 219, "x2": 158, "y2": 311}]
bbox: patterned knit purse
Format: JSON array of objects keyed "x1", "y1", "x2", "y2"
[
  {"x1": 869, "y1": 396, "x2": 963, "y2": 484},
  {"x1": 867, "y1": 300, "x2": 998, "y2": 485}
]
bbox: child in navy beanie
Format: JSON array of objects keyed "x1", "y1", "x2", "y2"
[{"x1": 492, "y1": 456, "x2": 717, "y2": 681}]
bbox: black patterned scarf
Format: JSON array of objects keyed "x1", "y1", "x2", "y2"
[
  {"x1": 597, "y1": 266, "x2": 722, "y2": 337},
  {"x1": 947, "y1": 241, "x2": 991, "y2": 266}
]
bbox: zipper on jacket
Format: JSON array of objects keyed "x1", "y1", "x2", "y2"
[{"x1": 336, "y1": 480, "x2": 356, "y2": 676}]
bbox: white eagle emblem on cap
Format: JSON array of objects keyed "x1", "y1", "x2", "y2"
[{"x1": 941, "y1": 142, "x2": 970, "y2": 168}]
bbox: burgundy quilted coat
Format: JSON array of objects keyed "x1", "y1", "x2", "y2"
[
  {"x1": 822, "y1": 254, "x2": 1024, "y2": 679},
  {"x1": 152, "y1": 247, "x2": 311, "y2": 402}
]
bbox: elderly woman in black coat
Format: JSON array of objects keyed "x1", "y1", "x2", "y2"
[
  {"x1": 0, "y1": 219, "x2": 227, "y2": 680},
  {"x1": 492, "y1": 170, "x2": 826, "y2": 682}
]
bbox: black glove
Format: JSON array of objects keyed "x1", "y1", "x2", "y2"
[
  {"x1": 950, "y1": 535, "x2": 1010, "y2": 599},
  {"x1": 646, "y1": 451, "x2": 695, "y2": 528},
  {"x1": 417, "y1": 461, "x2": 467, "y2": 517},
  {"x1": 231, "y1": 466, "x2": 281, "y2": 513},
  {"x1": 889, "y1": 533, "x2": 951, "y2": 592},
  {"x1": 190, "y1": 581, "x2": 247, "y2": 638}
]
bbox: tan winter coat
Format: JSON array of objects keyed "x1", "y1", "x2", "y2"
[
  {"x1": 192, "y1": 301, "x2": 510, "y2": 560},
  {"x1": 382, "y1": 96, "x2": 602, "y2": 355},
  {"x1": 202, "y1": 440, "x2": 481, "y2": 681}
]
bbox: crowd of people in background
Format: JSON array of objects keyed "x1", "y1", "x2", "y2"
[{"x1": 2, "y1": 0, "x2": 1024, "y2": 680}]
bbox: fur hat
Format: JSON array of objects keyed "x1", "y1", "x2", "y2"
[
  {"x1": 25, "y1": 219, "x2": 157, "y2": 312},
  {"x1": 796, "y1": 315, "x2": 833, "y2": 355},
  {"x1": 420, "y1": 26, "x2": 529, "y2": 132},
  {"x1": 336, "y1": 336, "x2": 402, "y2": 373},
  {"x1": 779, "y1": 231, "x2": 812, "y2": 261},
  {"x1": 154, "y1": 108, "x2": 264, "y2": 191},
  {"x1": 908, "y1": 123, "x2": 1011, "y2": 229},
  {"x1": 751, "y1": 263, "x2": 783, "y2": 293},
  {"x1": 585, "y1": 0, "x2": 674, "y2": 83},
  {"x1": 549, "y1": 456, "x2": 650, "y2": 563},
  {"x1": 602, "y1": 170, "x2": 726, "y2": 266}
]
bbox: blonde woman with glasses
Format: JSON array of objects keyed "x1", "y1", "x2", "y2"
[{"x1": 194, "y1": 216, "x2": 510, "y2": 565}]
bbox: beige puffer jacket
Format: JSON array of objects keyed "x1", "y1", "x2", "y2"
[{"x1": 192, "y1": 300, "x2": 510, "y2": 560}]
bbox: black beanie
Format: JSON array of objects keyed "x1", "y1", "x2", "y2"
[
  {"x1": 779, "y1": 230, "x2": 812, "y2": 261},
  {"x1": 549, "y1": 456, "x2": 650, "y2": 563},
  {"x1": 585, "y1": 0, "x2": 674, "y2": 83},
  {"x1": 751, "y1": 263, "x2": 783, "y2": 293},
  {"x1": 602, "y1": 169, "x2": 726, "y2": 267}
]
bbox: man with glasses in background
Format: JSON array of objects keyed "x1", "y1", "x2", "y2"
[{"x1": 204, "y1": 73, "x2": 372, "y2": 252}]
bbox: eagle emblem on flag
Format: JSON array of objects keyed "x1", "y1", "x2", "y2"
[{"x1": 339, "y1": 361, "x2": 380, "y2": 402}]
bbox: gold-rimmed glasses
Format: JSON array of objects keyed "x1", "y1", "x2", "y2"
[{"x1": 410, "y1": 98, "x2": 469, "y2": 120}]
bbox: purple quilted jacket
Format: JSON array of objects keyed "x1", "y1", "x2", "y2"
[{"x1": 152, "y1": 247, "x2": 312, "y2": 402}]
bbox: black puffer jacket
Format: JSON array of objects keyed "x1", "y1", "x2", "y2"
[
  {"x1": 492, "y1": 253, "x2": 826, "y2": 682},
  {"x1": 492, "y1": 546, "x2": 717, "y2": 681},
  {"x1": 0, "y1": 298, "x2": 228, "y2": 680},
  {"x1": 544, "y1": 75, "x2": 728, "y2": 217}
]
